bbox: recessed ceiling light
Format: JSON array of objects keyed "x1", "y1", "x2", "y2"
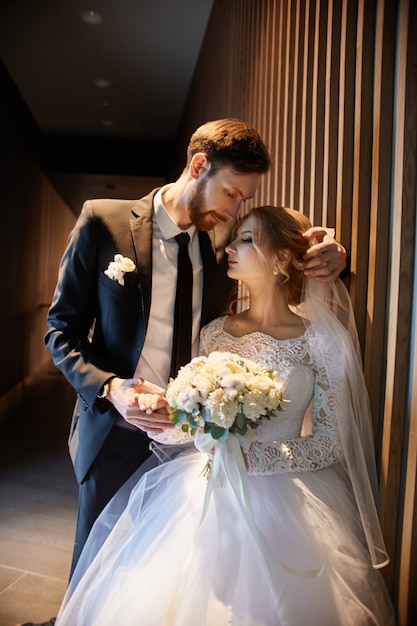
[
  {"x1": 81, "y1": 11, "x2": 103, "y2": 25},
  {"x1": 94, "y1": 79, "x2": 110, "y2": 88},
  {"x1": 100, "y1": 101, "x2": 111, "y2": 108},
  {"x1": 101, "y1": 119, "x2": 114, "y2": 127}
]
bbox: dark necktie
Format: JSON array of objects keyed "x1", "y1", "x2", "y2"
[{"x1": 169, "y1": 232, "x2": 193, "y2": 379}]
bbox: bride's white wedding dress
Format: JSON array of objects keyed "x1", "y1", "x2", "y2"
[{"x1": 56, "y1": 317, "x2": 395, "y2": 626}]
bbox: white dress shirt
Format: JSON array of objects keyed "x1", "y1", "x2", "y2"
[{"x1": 133, "y1": 185, "x2": 203, "y2": 389}]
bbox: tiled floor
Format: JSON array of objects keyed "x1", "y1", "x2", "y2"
[{"x1": 0, "y1": 363, "x2": 78, "y2": 626}]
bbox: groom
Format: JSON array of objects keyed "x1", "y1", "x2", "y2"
[{"x1": 19, "y1": 119, "x2": 346, "y2": 626}]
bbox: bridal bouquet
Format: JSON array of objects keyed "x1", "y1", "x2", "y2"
[{"x1": 166, "y1": 351, "x2": 285, "y2": 441}]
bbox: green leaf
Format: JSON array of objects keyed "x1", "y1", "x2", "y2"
[
  {"x1": 170, "y1": 410, "x2": 188, "y2": 426},
  {"x1": 200, "y1": 406, "x2": 211, "y2": 422},
  {"x1": 209, "y1": 424, "x2": 226, "y2": 440},
  {"x1": 188, "y1": 415, "x2": 200, "y2": 429}
]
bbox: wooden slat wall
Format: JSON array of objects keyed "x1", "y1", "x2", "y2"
[
  {"x1": 0, "y1": 60, "x2": 77, "y2": 407},
  {"x1": 178, "y1": 0, "x2": 417, "y2": 622},
  {"x1": 23, "y1": 177, "x2": 76, "y2": 376}
]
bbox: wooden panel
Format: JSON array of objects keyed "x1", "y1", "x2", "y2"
[
  {"x1": 325, "y1": 0, "x2": 342, "y2": 228},
  {"x1": 364, "y1": 0, "x2": 396, "y2": 445},
  {"x1": 289, "y1": 0, "x2": 301, "y2": 208},
  {"x1": 349, "y1": 0, "x2": 376, "y2": 345},
  {"x1": 399, "y1": 333, "x2": 417, "y2": 626},
  {"x1": 337, "y1": 0, "x2": 358, "y2": 258},
  {"x1": 380, "y1": 0, "x2": 415, "y2": 600},
  {"x1": 282, "y1": 0, "x2": 295, "y2": 205},
  {"x1": 395, "y1": 1, "x2": 417, "y2": 621},
  {"x1": 0, "y1": 64, "x2": 77, "y2": 394}
]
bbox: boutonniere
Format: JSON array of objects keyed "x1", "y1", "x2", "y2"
[{"x1": 104, "y1": 254, "x2": 136, "y2": 285}]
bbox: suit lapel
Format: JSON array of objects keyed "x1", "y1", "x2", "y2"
[{"x1": 129, "y1": 192, "x2": 156, "y2": 321}]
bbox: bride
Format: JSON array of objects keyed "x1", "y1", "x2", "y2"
[{"x1": 55, "y1": 206, "x2": 395, "y2": 625}]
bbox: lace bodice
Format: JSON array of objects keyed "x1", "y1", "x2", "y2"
[{"x1": 150, "y1": 316, "x2": 344, "y2": 475}]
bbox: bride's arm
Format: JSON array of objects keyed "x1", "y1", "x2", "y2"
[{"x1": 245, "y1": 358, "x2": 345, "y2": 475}]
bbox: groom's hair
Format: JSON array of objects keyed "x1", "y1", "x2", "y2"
[{"x1": 186, "y1": 119, "x2": 271, "y2": 175}]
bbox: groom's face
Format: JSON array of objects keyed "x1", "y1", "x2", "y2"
[{"x1": 188, "y1": 165, "x2": 261, "y2": 231}]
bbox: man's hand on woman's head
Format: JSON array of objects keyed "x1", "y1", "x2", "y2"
[{"x1": 302, "y1": 227, "x2": 347, "y2": 282}]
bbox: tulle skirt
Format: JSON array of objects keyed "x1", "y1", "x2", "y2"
[{"x1": 56, "y1": 441, "x2": 395, "y2": 626}]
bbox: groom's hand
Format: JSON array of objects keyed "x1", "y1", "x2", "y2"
[
  {"x1": 107, "y1": 377, "x2": 173, "y2": 433},
  {"x1": 302, "y1": 227, "x2": 347, "y2": 282}
]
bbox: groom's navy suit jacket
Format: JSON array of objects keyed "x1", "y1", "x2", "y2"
[{"x1": 45, "y1": 190, "x2": 235, "y2": 484}]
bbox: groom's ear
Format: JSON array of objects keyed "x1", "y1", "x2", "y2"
[{"x1": 189, "y1": 153, "x2": 210, "y2": 179}]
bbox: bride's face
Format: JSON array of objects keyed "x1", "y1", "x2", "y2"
[{"x1": 225, "y1": 215, "x2": 274, "y2": 282}]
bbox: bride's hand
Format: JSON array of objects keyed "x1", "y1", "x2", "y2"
[
  {"x1": 135, "y1": 391, "x2": 167, "y2": 414},
  {"x1": 133, "y1": 391, "x2": 173, "y2": 433}
]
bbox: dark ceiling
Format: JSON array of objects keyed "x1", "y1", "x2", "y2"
[{"x1": 0, "y1": 0, "x2": 214, "y2": 211}]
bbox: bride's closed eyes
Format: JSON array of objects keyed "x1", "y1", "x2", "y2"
[{"x1": 236, "y1": 228, "x2": 253, "y2": 243}]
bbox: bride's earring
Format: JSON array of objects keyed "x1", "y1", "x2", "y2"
[{"x1": 273, "y1": 262, "x2": 279, "y2": 276}]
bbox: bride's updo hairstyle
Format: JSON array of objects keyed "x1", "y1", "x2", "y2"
[{"x1": 241, "y1": 205, "x2": 312, "y2": 306}]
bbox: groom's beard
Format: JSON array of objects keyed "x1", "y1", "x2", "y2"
[{"x1": 188, "y1": 178, "x2": 227, "y2": 231}]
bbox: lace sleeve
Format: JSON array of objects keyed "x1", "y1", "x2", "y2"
[
  {"x1": 199, "y1": 322, "x2": 212, "y2": 356},
  {"x1": 147, "y1": 428, "x2": 194, "y2": 445},
  {"x1": 246, "y1": 345, "x2": 345, "y2": 476}
]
